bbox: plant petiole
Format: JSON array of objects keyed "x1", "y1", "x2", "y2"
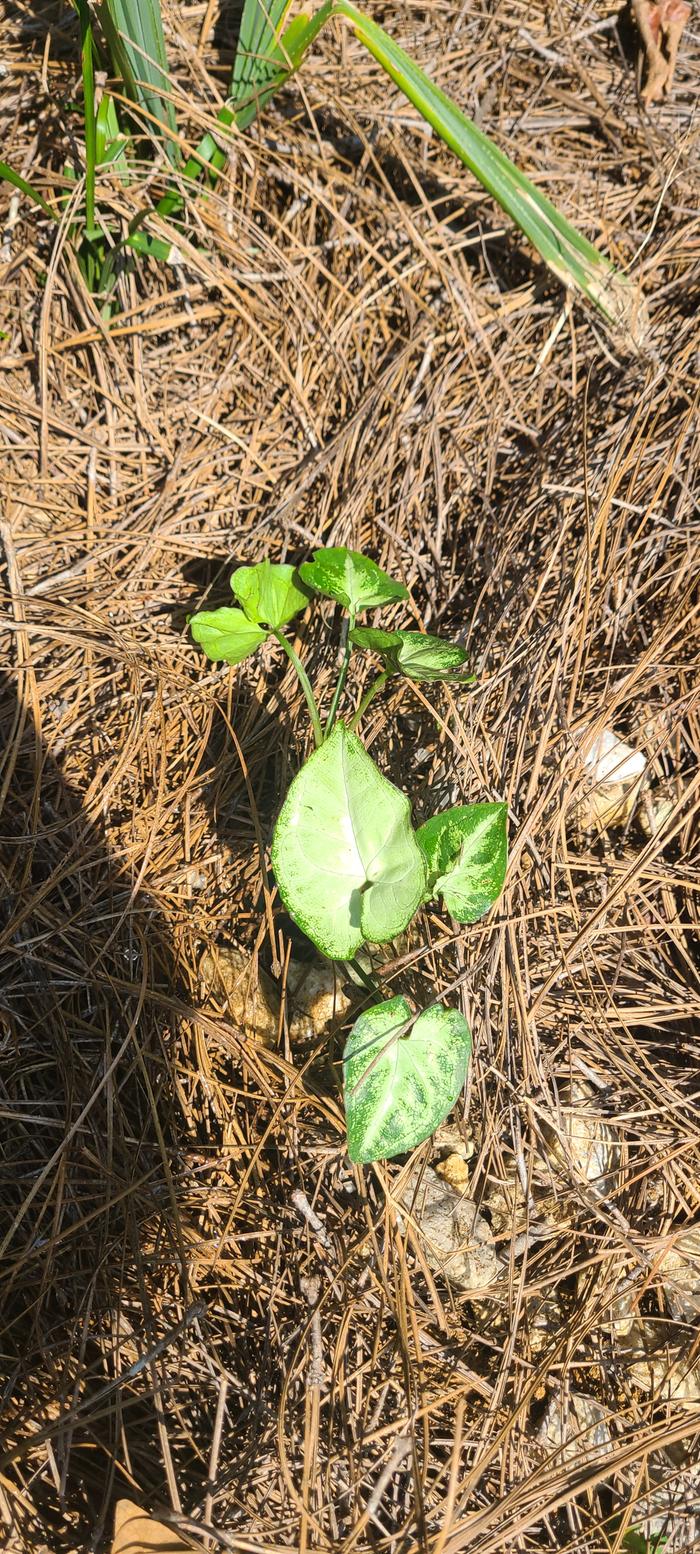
[
  {"x1": 324, "y1": 609, "x2": 354, "y2": 737},
  {"x1": 349, "y1": 667, "x2": 391, "y2": 731},
  {"x1": 342, "y1": 956, "x2": 381, "y2": 996},
  {"x1": 272, "y1": 629, "x2": 324, "y2": 749}
]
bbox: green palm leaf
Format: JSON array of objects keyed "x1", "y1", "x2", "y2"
[
  {"x1": 93, "y1": 0, "x2": 177, "y2": 159},
  {"x1": 231, "y1": 0, "x2": 295, "y2": 126}
]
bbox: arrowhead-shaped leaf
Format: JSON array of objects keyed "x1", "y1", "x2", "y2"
[
  {"x1": 344, "y1": 996, "x2": 472, "y2": 1163},
  {"x1": 299, "y1": 547, "x2": 408, "y2": 612},
  {"x1": 231, "y1": 560, "x2": 310, "y2": 628},
  {"x1": 351, "y1": 625, "x2": 471, "y2": 683},
  {"x1": 190, "y1": 606, "x2": 268, "y2": 664},
  {"x1": 417, "y1": 803, "x2": 508, "y2": 922},
  {"x1": 271, "y1": 723, "x2": 426, "y2": 959}
]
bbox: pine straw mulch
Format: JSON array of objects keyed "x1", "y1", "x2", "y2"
[{"x1": 1, "y1": 0, "x2": 699, "y2": 1549}]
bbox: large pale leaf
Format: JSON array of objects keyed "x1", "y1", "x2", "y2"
[
  {"x1": 189, "y1": 606, "x2": 268, "y2": 664},
  {"x1": 344, "y1": 996, "x2": 472, "y2": 1162},
  {"x1": 417, "y1": 803, "x2": 507, "y2": 922},
  {"x1": 231, "y1": 560, "x2": 310, "y2": 628},
  {"x1": 271, "y1": 723, "x2": 425, "y2": 959},
  {"x1": 299, "y1": 547, "x2": 407, "y2": 612},
  {"x1": 351, "y1": 626, "x2": 471, "y2": 683}
]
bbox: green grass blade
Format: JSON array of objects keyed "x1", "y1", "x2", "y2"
[
  {"x1": 332, "y1": 0, "x2": 643, "y2": 338},
  {"x1": 95, "y1": 94, "x2": 130, "y2": 180},
  {"x1": 93, "y1": 0, "x2": 178, "y2": 160},
  {"x1": 156, "y1": 1, "x2": 302, "y2": 213},
  {"x1": 231, "y1": 0, "x2": 295, "y2": 102},
  {"x1": 0, "y1": 162, "x2": 58, "y2": 219},
  {"x1": 152, "y1": 0, "x2": 645, "y2": 341},
  {"x1": 76, "y1": 0, "x2": 97, "y2": 233}
]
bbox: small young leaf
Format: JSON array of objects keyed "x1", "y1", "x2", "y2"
[
  {"x1": 190, "y1": 606, "x2": 268, "y2": 665},
  {"x1": 417, "y1": 803, "x2": 508, "y2": 922},
  {"x1": 299, "y1": 548, "x2": 408, "y2": 612},
  {"x1": 231, "y1": 559, "x2": 310, "y2": 628},
  {"x1": 344, "y1": 996, "x2": 472, "y2": 1163},
  {"x1": 271, "y1": 723, "x2": 426, "y2": 960},
  {"x1": 351, "y1": 626, "x2": 471, "y2": 683}
]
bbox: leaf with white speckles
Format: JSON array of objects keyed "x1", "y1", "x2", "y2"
[
  {"x1": 344, "y1": 997, "x2": 472, "y2": 1163},
  {"x1": 417, "y1": 803, "x2": 507, "y2": 922},
  {"x1": 271, "y1": 724, "x2": 426, "y2": 960},
  {"x1": 350, "y1": 625, "x2": 472, "y2": 683}
]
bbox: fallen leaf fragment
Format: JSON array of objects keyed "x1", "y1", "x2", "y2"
[
  {"x1": 434, "y1": 1151, "x2": 470, "y2": 1190},
  {"x1": 112, "y1": 1500, "x2": 206, "y2": 1554},
  {"x1": 623, "y1": 1322, "x2": 700, "y2": 1406},
  {"x1": 655, "y1": 1226, "x2": 700, "y2": 1321},
  {"x1": 639, "y1": 792, "x2": 676, "y2": 839},
  {"x1": 574, "y1": 726, "x2": 646, "y2": 831},
  {"x1": 199, "y1": 945, "x2": 356, "y2": 1045},
  {"x1": 631, "y1": 0, "x2": 691, "y2": 102},
  {"x1": 199, "y1": 944, "x2": 279, "y2": 1046},
  {"x1": 629, "y1": 1456, "x2": 700, "y2": 1547}
]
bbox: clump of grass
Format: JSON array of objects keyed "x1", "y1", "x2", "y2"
[{"x1": 1, "y1": 0, "x2": 646, "y2": 342}]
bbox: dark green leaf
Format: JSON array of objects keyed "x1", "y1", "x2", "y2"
[
  {"x1": 344, "y1": 996, "x2": 472, "y2": 1162},
  {"x1": 417, "y1": 803, "x2": 507, "y2": 922},
  {"x1": 231, "y1": 560, "x2": 310, "y2": 628},
  {"x1": 299, "y1": 548, "x2": 407, "y2": 612},
  {"x1": 351, "y1": 625, "x2": 471, "y2": 682},
  {"x1": 190, "y1": 606, "x2": 268, "y2": 665}
]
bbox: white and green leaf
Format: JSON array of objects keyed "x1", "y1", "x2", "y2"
[
  {"x1": 271, "y1": 723, "x2": 426, "y2": 960},
  {"x1": 190, "y1": 606, "x2": 268, "y2": 665},
  {"x1": 231, "y1": 560, "x2": 310, "y2": 629},
  {"x1": 417, "y1": 803, "x2": 508, "y2": 922},
  {"x1": 351, "y1": 625, "x2": 471, "y2": 683},
  {"x1": 344, "y1": 996, "x2": 472, "y2": 1163},
  {"x1": 299, "y1": 547, "x2": 408, "y2": 613}
]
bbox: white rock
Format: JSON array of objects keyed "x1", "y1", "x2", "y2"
[
  {"x1": 581, "y1": 728, "x2": 647, "y2": 785},
  {"x1": 541, "y1": 1078, "x2": 619, "y2": 1196},
  {"x1": 536, "y1": 1390, "x2": 612, "y2": 1464},
  {"x1": 286, "y1": 959, "x2": 352, "y2": 1038},
  {"x1": 398, "y1": 1165, "x2": 500, "y2": 1291},
  {"x1": 199, "y1": 946, "x2": 355, "y2": 1046},
  {"x1": 655, "y1": 1227, "x2": 700, "y2": 1323}
]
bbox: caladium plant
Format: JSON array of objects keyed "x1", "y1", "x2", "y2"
[{"x1": 191, "y1": 547, "x2": 508, "y2": 1162}]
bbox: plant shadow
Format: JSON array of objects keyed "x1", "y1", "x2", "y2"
[{"x1": 0, "y1": 664, "x2": 258, "y2": 1547}]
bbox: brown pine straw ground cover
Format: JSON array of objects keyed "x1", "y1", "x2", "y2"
[{"x1": 1, "y1": 0, "x2": 700, "y2": 1549}]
